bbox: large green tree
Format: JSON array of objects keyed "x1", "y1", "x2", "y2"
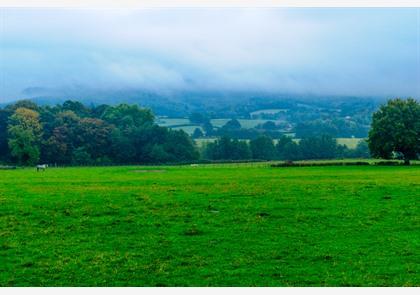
[
  {"x1": 7, "y1": 107, "x2": 43, "y2": 165},
  {"x1": 368, "y1": 98, "x2": 419, "y2": 164}
]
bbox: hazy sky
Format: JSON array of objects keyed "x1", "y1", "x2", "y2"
[{"x1": 0, "y1": 8, "x2": 419, "y2": 101}]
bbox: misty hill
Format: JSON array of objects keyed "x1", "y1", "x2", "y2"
[{"x1": 14, "y1": 87, "x2": 385, "y2": 118}]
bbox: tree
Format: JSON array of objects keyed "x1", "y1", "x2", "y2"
[
  {"x1": 204, "y1": 136, "x2": 251, "y2": 160},
  {"x1": 250, "y1": 135, "x2": 276, "y2": 160},
  {"x1": 192, "y1": 128, "x2": 204, "y2": 139},
  {"x1": 299, "y1": 135, "x2": 338, "y2": 160},
  {"x1": 42, "y1": 111, "x2": 80, "y2": 164},
  {"x1": 72, "y1": 147, "x2": 93, "y2": 165},
  {"x1": 102, "y1": 104, "x2": 154, "y2": 131},
  {"x1": 259, "y1": 121, "x2": 277, "y2": 130},
  {"x1": 7, "y1": 108, "x2": 43, "y2": 165},
  {"x1": 62, "y1": 100, "x2": 91, "y2": 117},
  {"x1": 202, "y1": 121, "x2": 214, "y2": 136},
  {"x1": 5, "y1": 100, "x2": 39, "y2": 112},
  {"x1": 75, "y1": 118, "x2": 115, "y2": 160},
  {"x1": 189, "y1": 112, "x2": 209, "y2": 124},
  {"x1": 223, "y1": 119, "x2": 241, "y2": 130},
  {"x1": 347, "y1": 140, "x2": 370, "y2": 158},
  {"x1": 276, "y1": 135, "x2": 301, "y2": 160},
  {"x1": 368, "y1": 98, "x2": 419, "y2": 164},
  {"x1": 0, "y1": 109, "x2": 10, "y2": 162},
  {"x1": 162, "y1": 130, "x2": 199, "y2": 162}
]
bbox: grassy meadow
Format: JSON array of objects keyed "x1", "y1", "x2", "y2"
[{"x1": 1, "y1": 163, "x2": 419, "y2": 286}]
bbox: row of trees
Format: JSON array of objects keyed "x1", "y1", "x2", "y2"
[
  {"x1": 0, "y1": 100, "x2": 198, "y2": 165},
  {"x1": 203, "y1": 135, "x2": 369, "y2": 161},
  {"x1": 0, "y1": 98, "x2": 418, "y2": 165}
]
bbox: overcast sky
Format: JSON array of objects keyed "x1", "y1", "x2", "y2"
[{"x1": 0, "y1": 8, "x2": 419, "y2": 101}]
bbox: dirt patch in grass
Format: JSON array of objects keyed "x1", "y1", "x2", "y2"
[{"x1": 132, "y1": 169, "x2": 167, "y2": 173}]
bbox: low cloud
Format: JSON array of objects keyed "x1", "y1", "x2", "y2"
[{"x1": 0, "y1": 8, "x2": 419, "y2": 101}]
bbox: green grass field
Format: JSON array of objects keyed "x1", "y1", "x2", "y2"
[{"x1": 1, "y1": 164, "x2": 419, "y2": 286}]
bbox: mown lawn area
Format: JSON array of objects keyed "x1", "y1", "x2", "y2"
[{"x1": 0, "y1": 164, "x2": 419, "y2": 286}]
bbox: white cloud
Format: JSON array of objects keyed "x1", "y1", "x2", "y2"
[{"x1": 0, "y1": 8, "x2": 419, "y2": 101}]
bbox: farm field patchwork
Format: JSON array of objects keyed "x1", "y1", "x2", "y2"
[{"x1": 0, "y1": 164, "x2": 419, "y2": 286}]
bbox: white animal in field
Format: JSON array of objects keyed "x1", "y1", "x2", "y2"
[{"x1": 36, "y1": 164, "x2": 48, "y2": 171}]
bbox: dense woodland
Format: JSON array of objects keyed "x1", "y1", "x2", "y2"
[{"x1": 0, "y1": 100, "x2": 198, "y2": 165}]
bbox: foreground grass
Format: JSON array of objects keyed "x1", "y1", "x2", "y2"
[{"x1": 0, "y1": 164, "x2": 419, "y2": 286}]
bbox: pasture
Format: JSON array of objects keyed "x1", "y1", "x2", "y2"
[
  {"x1": 336, "y1": 138, "x2": 364, "y2": 149},
  {"x1": 0, "y1": 163, "x2": 419, "y2": 286}
]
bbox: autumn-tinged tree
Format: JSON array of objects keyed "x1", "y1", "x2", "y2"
[
  {"x1": 42, "y1": 111, "x2": 80, "y2": 164},
  {"x1": 7, "y1": 107, "x2": 43, "y2": 165},
  {"x1": 368, "y1": 98, "x2": 419, "y2": 164},
  {"x1": 75, "y1": 118, "x2": 115, "y2": 160}
]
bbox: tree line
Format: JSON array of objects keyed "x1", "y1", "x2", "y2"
[
  {"x1": 203, "y1": 134, "x2": 369, "y2": 161},
  {"x1": 0, "y1": 98, "x2": 418, "y2": 165}
]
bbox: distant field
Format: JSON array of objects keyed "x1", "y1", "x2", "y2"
[
  {"x1": 195, "y1": 137, "x2": 217, "y2": 147},
  {"x1": 1, "y1": 164, "x2": 419, "y2": 286},
  {"x1": 250, "y1": 109, "x2": 287, "y2": 116},
  {"x1": 210, "y1": 119, "x2": 285, "y2": 129},
  {"x1": 336, "y1": 138, "x2": 364, "y2": 149},
  {"x1": 156, "y1": 118, "x2": 190, "y2": 127},
  {"x1": 157, "y1": 117, "x2": 289, "y2": 134},
  {"x1": 172, "y1": 125, "x2": 203, "y2": 135}
]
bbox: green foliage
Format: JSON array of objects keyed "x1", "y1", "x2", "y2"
[
  {"x1": 4, "y1": 99, "x2": 40, "y2": 112},
  {"x1": 346, "y1": 140, "x2": 371, "y2": 158},
  {"x1": 72, "y1": 147, "x2": 93, "y2": 165},
  {"x1": 250, "y1": 135, "x2": 277, "y2": 160},
  {"x1": 0, "y1": 101, "x2": 198, "y2": 165},
  {"x1": 202, "y1": 121, "x2": 214, "y2": 136},
  {"x1": 102, "y1": 104, "x2": 154, "y2": 131},
  {"x1": 222, "y1": 119, "x2": 241, "y2": 130},
  {"x1": 276, "y1": 136, "x2": 301, "y2": 160},
  {"x1": 295, "y1": 118, "x2": 368, "y2": 138},
  {"x1": 188, "y1": 112, "x2": 209, "y2": 124},
  {"x1": 368, "y1": 98, "x2": 420, "y2": 164},
  {"x1": 257, "y1": 121, "x2": 277, "y2": 130},
  {"x1": 0, "y1": 164, "x2": 418, "y2": 286},
  {"x1": 299, "y1": 135, "x2": 340, "y2": 160},
  {"x1": 205, "y1": 136, "x2": 251, "y2": 160},
  {"x1": 0, "y1": 109, "x2": 10, "y2": 161},
  {"x1": 192, "y1": 128, "x2": 204, "y2": 139},
  {"x1": 7, "y1": 108, "x2": 42, "y2": 165}
]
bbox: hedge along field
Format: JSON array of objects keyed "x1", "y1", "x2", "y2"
[{"x1": 0, "y1": 164, "x2": 419, "y2": 286}]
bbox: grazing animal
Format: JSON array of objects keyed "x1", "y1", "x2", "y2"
[{"x1": 36, "y1": 164, "x2": 48, "y2": 171}]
